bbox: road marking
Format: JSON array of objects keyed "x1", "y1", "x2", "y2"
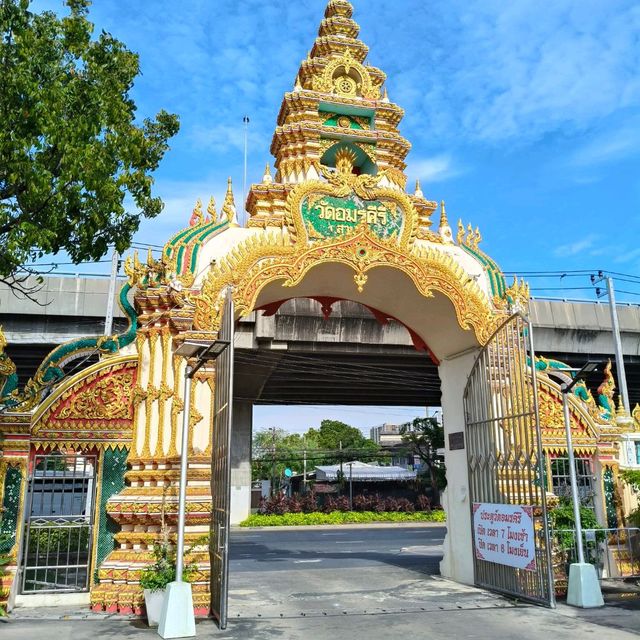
[
  {"x1": 293, "y1": 559, "x2": 322, "y2": 564},
  {"x1": 321, "y1": 533, "x2": 344, "y2": 536}
]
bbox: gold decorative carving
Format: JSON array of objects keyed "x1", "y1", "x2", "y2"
[
  {"x1": 58, "y1": 370, "x2": 134, "y2": 420},
  {"x1": 312, "y1": 49, "x2": 380, "y2": 100}
]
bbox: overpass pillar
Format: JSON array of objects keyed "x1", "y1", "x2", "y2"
[
  {"x1": 230, "y1": 400, "x2": 253, "y2": 524},
  {"x1": 438, "y1": 350, "x2": 477, "y2": 585}
]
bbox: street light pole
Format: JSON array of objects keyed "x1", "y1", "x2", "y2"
[
  {"x1": 348, "y1": 462, "x2": 353, "y2": 511},
  {"x1": 561, "y1": 387, "x2": 585, "y2": 565},
  {"x1": 159, "y1": 339, "x2": 230, "y2": 639},
  {"x1": 551, "y1": 362, "x2": 603, "y2": 608},
  {"x1": 175, "y1": 365, "x2": 192, "y2": 583}
]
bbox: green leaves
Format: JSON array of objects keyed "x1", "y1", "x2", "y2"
[
  {"x1": 0, "y1": 0, "x2": 179, "y2": 279},
  {"x1": 240, "y1": 510, "x2": 447, "y2": 527}
]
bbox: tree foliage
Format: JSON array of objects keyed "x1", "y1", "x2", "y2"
[
  {"x1": 251, "y1": 420, "x2": 380, "y2": 484},
  {"x1": 400, "y1": 416, "x2": 446, "y2": 503},
  {"x1": 0, "y1": 0, "x2": 179, "y2": 291}
]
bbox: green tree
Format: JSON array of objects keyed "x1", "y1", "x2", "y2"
[
  {"x1": 315, "y1": 419, "x2": 379, "y2": 461},
  {"x1": 251, "y1": 428, "x2": 320, "y2": 485},
  {"x1": 0, "y1": 0, "x2": 179, "y2": 294},
  {"x1": 400, "y1": 417, "x2": 445, "y2": 505}
]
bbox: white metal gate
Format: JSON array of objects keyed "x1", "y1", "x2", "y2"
[
  {"x1": 21, "y1": 453, "x2": 96, "y2": 593},
  {"x1": 210, "y1": 288, "x2": 234, "y2": 628},
  {"x1": 464, "y1": 313, "x2": 555, "y2": 606}
]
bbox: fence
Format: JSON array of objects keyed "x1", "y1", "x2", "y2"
[{"x1": 551, "y1": 527, "x2": 640, "y2": 590}]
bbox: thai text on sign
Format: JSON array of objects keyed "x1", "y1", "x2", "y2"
[
  {"x1": 301, "y1": 194, "x2": 403, "y2": 240},
  {"x1": 472, "y1": 502, "x2": 536, "y2": 571}
]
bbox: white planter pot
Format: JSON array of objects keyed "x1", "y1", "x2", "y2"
[{"x1": 143, "y1": 588, "x2": 166, "y2": 627}]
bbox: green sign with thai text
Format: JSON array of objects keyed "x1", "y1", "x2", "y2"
[{"x1": 301, "y1": 194, "x2": 403, "y2": 241}]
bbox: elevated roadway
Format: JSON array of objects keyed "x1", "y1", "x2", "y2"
[{"x1": 1, "y1": 276, "x2": 640, "y2": 407}]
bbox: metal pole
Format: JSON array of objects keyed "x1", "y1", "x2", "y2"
[
  {"x1": 242, "y1": 115, "x2": 249, "y2": 226},
  {"x1": 271, "y1": 426, "x2": 276, "y2": 496},
  {"x1": 303, "y1": 449, "x2": 307, "y2": 493},
  {"x1": 176, "y1": 364, "x2": 192, "y2": 582},
  {"x1": 104, "y1": 250, "x2": 119, "y2": 336},
  {"x1": 606, "y1": 277, "x2": 630, "y2": 412},
  {"x1": 348, "y1": 462, "x2": 353, "y2": 511},
  {"x1": 562, "y1": 389, "x2": 585, "y2": 564}
]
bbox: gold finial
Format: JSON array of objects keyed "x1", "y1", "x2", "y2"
[
  {"x1": 146, "y1": 247, "x2": 154, "y2": 265},
  {"x1": 438, "y1": 201, "x2": 453, "y2": 244},
  {"x1": 207, "y1": 196, "x2": 217, "y2": 223},
  {"x1": 440, "y1": 201, "x2": 448, "y2": 227},
  {"x1": 189, "y1": 198, "x2": 204, "y2": 226},
  {"x1": 263, "y1": 163, "x2": 273, "y2": 184},
  {"x1": 335, "y1": 148, "x2": 357, "y2": 175},
  {"x1": 222, "y1": 177, "x2": 238, "y2": 226},
  {"x1": 382, "y1": 87, "x2": 389, "y2": 103},
  {"x1": 457, "y1": 219, "x2": 465, "y2": 245},
  {"x1": 294, "y1": 76, "x2": 302, "y2": 92},
  {"x1": 414, "y1": 179, "x2": 424, "y2": 198},
  {"x1": 0, "y1": 325, "x2": 7, "y2": 352}
]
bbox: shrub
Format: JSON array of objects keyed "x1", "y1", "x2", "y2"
[
  {"x1": 239, "y1": 510, "x2": 447, "y2": 527},
  {"x1": 396, "y1": 498, "x2": 415, "y2": 513},
  {"x1": 416, "y1": 495, "x2": 432, "y2": 512}
]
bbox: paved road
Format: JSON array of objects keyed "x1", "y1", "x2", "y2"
[
  {"x1": 230, "y1": 523, "x2": 445, "y2": 574},
  {"x1": 227, "y1": 523, "x2": 516, "y2": 620},
  {"x1": 6, "y1": 523, "x2": 640, "y2": 639}
]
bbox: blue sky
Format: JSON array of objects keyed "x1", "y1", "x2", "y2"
[{"x1": 32, "y1": 0, "x2": 640, "y2": 432}]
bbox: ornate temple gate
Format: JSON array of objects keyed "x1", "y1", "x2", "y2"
[
  {"x1": 464, "y1": 313, "x2": 555, "y2": 606},
  {"x1": 21, "y1": 453, "x2": 97, "y2": 593},
  {"x1": 209, "y1": 288, "x2": 235, "y2": 629}
]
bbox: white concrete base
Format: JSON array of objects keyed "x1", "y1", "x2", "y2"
[
  {"x1": 157, "y1": 581, "x2": 196, "y2": 638},
  {"x1": 14, "y1": 591, "x2": 90, "y2": 608},
  {"x1": 567, "y1": 563, "x2": 605, "y2": 608},
  {"x1": 230, "y1": 485, "x2": 251, "y2": 524}
]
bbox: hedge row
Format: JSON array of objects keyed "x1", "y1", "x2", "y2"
[
  {"x1": 258, "y1": 492, "x2": 434, "y2": 515},
  {"x1": 239, "y1": 509, "x2": 447, "y2": 527}
]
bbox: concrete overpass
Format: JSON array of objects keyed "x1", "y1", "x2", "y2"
[{"x1": 2, "y1": 275, "x2": 640, "y2": 407}]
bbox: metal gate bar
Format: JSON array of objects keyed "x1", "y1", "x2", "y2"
[
  {"x1": 21, "y1": 454, "x2": 96, "y2": 593},
  {"x1": 465, "y1": 313, "x2": 555, "y2": 606},
  {"x1": 210, "y1": 288, "x2": 235, "y2": 629}
]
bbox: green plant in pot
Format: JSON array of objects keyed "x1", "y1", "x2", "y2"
[{"x1": 140, "y1": 539, "x2": 200, "y2": 627}]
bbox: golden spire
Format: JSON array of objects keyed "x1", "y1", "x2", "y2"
[
  {"x1": 262, "y1": 163, "x2": 273, "y2": 184},
  {"x1": 414, "y1": 179, "x2": 424, "y2": 198},
  {"x1": 324, "y1": 0, "x2": 355, "y2": 22},
  {"x1": 382, "y1": 87, "x2": 389, "y2": 103},
  {"x1": 294, "y1": 75, "x2": 302, "y2": 92},
  {"x1": 440, "y1": 200, "x2": 448, "y2": 227},
  {"x1": 207, "y1": 196, "x2": 217, "y2": 223},
  {"x1": 457, "y1": 219, "x2": 465, "y2": 245},
  {"x1": 222, "y1": 177, "x2": 239, "y2": 226},
  {"x1": 438, "y1": 201, "x2": 453, "y2": 244}
]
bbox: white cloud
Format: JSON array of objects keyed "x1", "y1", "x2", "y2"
[
  {"x1": 553, "y1": 234, "x2": 598, "y2": 257},
  {"x1": 406, "y1": 155, "x2": 461, "y2": 184},
  {"x1": 569, "y1": 121, "x2": 640, "y2": 167}
]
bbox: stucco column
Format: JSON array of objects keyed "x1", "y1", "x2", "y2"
[
  {"x1": 229, "y1": 400, "x2": 253, "y2": 524},
  {"x1": 438, "y1": 349, "x2": 478, "y2": 585}
]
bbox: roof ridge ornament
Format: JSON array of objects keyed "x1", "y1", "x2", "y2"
[
  {"x1": 207, "y1": 196, "x2": 217, "y2": 223},
  {"x1": 222, "y1": 177, "x2": 239, "y2": 226},
  {"x1": 189, "y1": 199, "x2": 204, "y2": 227}
]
